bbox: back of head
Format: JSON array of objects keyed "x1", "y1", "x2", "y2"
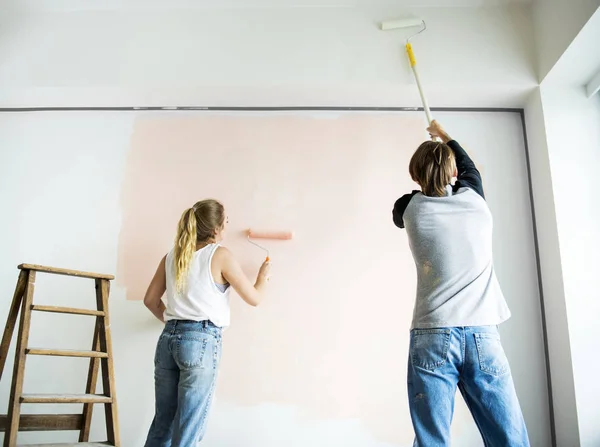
[
  {"x1": 173, "y1": 199, "x2": 225, "y2": 293},
  {"x1": 409, "y1": 141, "x2": 456, "y2": 197}
]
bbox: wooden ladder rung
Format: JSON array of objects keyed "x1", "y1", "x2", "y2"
[
  {"x1": 31, "y1": 305, "x2": 105, "y2": 317},
  {"x1": 0, "y1": 413, "x2": 83, "y2": 432},
  {"x1": 21, "y1": 394, "x2": 112, "y2": 404},
  {"x1": 18, "y1": 264, "x2": 115, "y2": 281},
  {"x1": 26, "y1": 348, "x2": 108, "y2": 358},
  {"x1": 18, "y1": 443, "x2": 112, "y2": 446}
]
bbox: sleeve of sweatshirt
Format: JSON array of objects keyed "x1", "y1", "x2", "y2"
[
  {"x1": 392, "y1": 190, "x2": 419, "y2": 229},
  {"x1": 447, "y1": 140, "x2": 485, "y2": 199}
]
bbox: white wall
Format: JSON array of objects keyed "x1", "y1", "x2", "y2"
[
  {"x1": 0, "y1": 5, "x2": 535, "y2": 108},
  {"x1": 539, "y1": 85, "x2": 600, "y2": 447},
  {"x1": 527, "y1": 7, "x2": 600, "y2": 445},
  {"x1": 0, "y1": 112, "x2": 136, "y2": 445},
  {"x1": 0, "y1": 110, "x2": 550, "y2": 446},
  {"x1": 524, "y1": 89, "x2": 580, "y2": 446}
]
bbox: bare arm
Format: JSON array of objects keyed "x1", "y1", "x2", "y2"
[
  {"x1": 143, "y1": 256, "x2": 167, "y2": 322},
  {"x1": 217, "y1": 247, "x2": 270, "y2": 307}
]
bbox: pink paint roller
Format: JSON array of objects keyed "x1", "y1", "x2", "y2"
[{"x1": 247, "y1": 229, "x2": 293, "y2": 261}]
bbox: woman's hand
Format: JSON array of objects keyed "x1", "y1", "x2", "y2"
[
  {"x1": 257, "y1": 259, "x2": 271, "y2": 283},
  {"x1": 427, "y1": 120, "x2": 452, "y2": 143}
]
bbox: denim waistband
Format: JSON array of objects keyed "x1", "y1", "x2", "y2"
[
  {"x1": 164, "y1": 319, "x2": 221, "y2": 332},
  {"x1": 411, "y1": 325, "x2": 499, "y2": 335}
]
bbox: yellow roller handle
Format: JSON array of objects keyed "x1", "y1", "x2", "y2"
[
  {"x1": 405, "y1": 41, "x2": 433, "y2": 124},
  {"x1": 406, "y1": 42, "x2": 417, "y2": 67}
]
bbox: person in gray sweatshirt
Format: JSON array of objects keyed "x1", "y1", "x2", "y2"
[{"x1": 392, "y1": 120, "x2": 529, "y2": 446}]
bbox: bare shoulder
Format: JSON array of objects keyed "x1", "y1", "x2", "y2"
[
  {"x1": 214, "y1": 245, "x2": 232, "y2": 256},
  {"x1": 213, "y1": 246, "x2": 234, "y2": 264}
]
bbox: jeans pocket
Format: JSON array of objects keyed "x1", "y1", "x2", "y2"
[
  {"x1": 410, "y1": 329, "x2": 451, "y2": 372},
  {"x1": 474, "y1": 333, "x2": 510, "y2": 376},
  {"x1": 154, "y1": 334, "x2": 169, "y2": 366},
  {"x1": 175, "y1": 334, "x2": 213, "y2": 370}
]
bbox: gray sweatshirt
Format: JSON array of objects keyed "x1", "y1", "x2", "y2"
[{"x1": 393, "y1": 140, "x2": 511, "y2": 329}]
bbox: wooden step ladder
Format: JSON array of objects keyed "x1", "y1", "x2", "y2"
[{"x1": 0, "y1": 264, "x2": 120, "y2": 447}]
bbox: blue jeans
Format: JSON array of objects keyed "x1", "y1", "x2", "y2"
[
  {"x1": 145, "y1": 320, "x2": 222, "y2": 447},
  {"x1": 408, "y1": 326, "x2": 529, "y2": 447}
]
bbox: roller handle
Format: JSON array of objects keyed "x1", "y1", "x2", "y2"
[{"x1": 405, "y1": 42, "x2": 433, "y2": 125}]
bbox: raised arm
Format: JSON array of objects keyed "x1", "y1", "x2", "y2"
[
  {"x1": 427, "y1": 120, "x2": 485, "y2": 199},
  {"x1": 216, "y1": 246, "x2": 270, "y2": 307}
]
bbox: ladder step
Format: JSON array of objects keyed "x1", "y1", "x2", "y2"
[
  {"x1": 18, "y1": 263, "x2": 115, "y2": 280},
  {"x1": 31, "y1": 305, "x2": 105, "y2": 317},
  {"x1": 0, "y1": 413, "x2": 83, "y2": 432},
  {"x1": 26, "y1": 348, "x2": 108, "y2": 358},
  {"x1": 17, "y1": 443, "x2": 112, "y2": 446},
  {"x1": 21, "y1": 394, "x2": 112, "y2": 404}
]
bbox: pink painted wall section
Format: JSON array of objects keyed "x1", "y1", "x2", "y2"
[{"x1": 117, "y1": 113, "x2": 465, "y2": 443}]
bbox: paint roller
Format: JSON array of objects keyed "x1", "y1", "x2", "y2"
[
  {"x1": 379, "y1": 17, "x2": 433, "y2": 125},
  {"x1": 246, "y1": 229, "x2": 293, "y2": 262}
]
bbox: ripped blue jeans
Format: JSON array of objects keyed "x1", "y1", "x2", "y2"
[
  {"x1": 408, "y1": 326, "x2": 529, "y2": 447},
  {"x1": 145, "y1": 320, "x2": 222, "y2": 447}
]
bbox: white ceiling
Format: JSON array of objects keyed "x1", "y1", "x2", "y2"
[
  {"x1": 545, "y1": 8, "x2": 600, "y2": 87},
  {"x1": 4, "y1": 0, "x2": 532, "y2": 13}
]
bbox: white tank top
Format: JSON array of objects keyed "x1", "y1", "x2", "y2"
[{"x1": 164, "y1": 243, "x2": 231, "y2": 328}]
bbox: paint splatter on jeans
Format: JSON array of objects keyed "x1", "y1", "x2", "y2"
[
  {"x1": 407, "y1": 326, "x2": 529, "y2": 446},
  {"x1": 144, "y1": 320, "x2": 222, "y2": 447}
]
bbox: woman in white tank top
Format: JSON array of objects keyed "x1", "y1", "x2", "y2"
[{"x1": 142, "y1": 199, "x2": 271, "y2": 446}]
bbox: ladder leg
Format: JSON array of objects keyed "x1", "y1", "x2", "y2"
[
  {"x1": 0, "y1": 271, "x2": 28, "y2": 381},
  {"x1": 96, "y1": 279, "x2": 120, "y2": 446},
  {"x1": 4, "y1": 271, "x2": 36, "y2": 447},
  {"x1": 79, "y1": 320, "x2": 101, "y2": 442}
]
